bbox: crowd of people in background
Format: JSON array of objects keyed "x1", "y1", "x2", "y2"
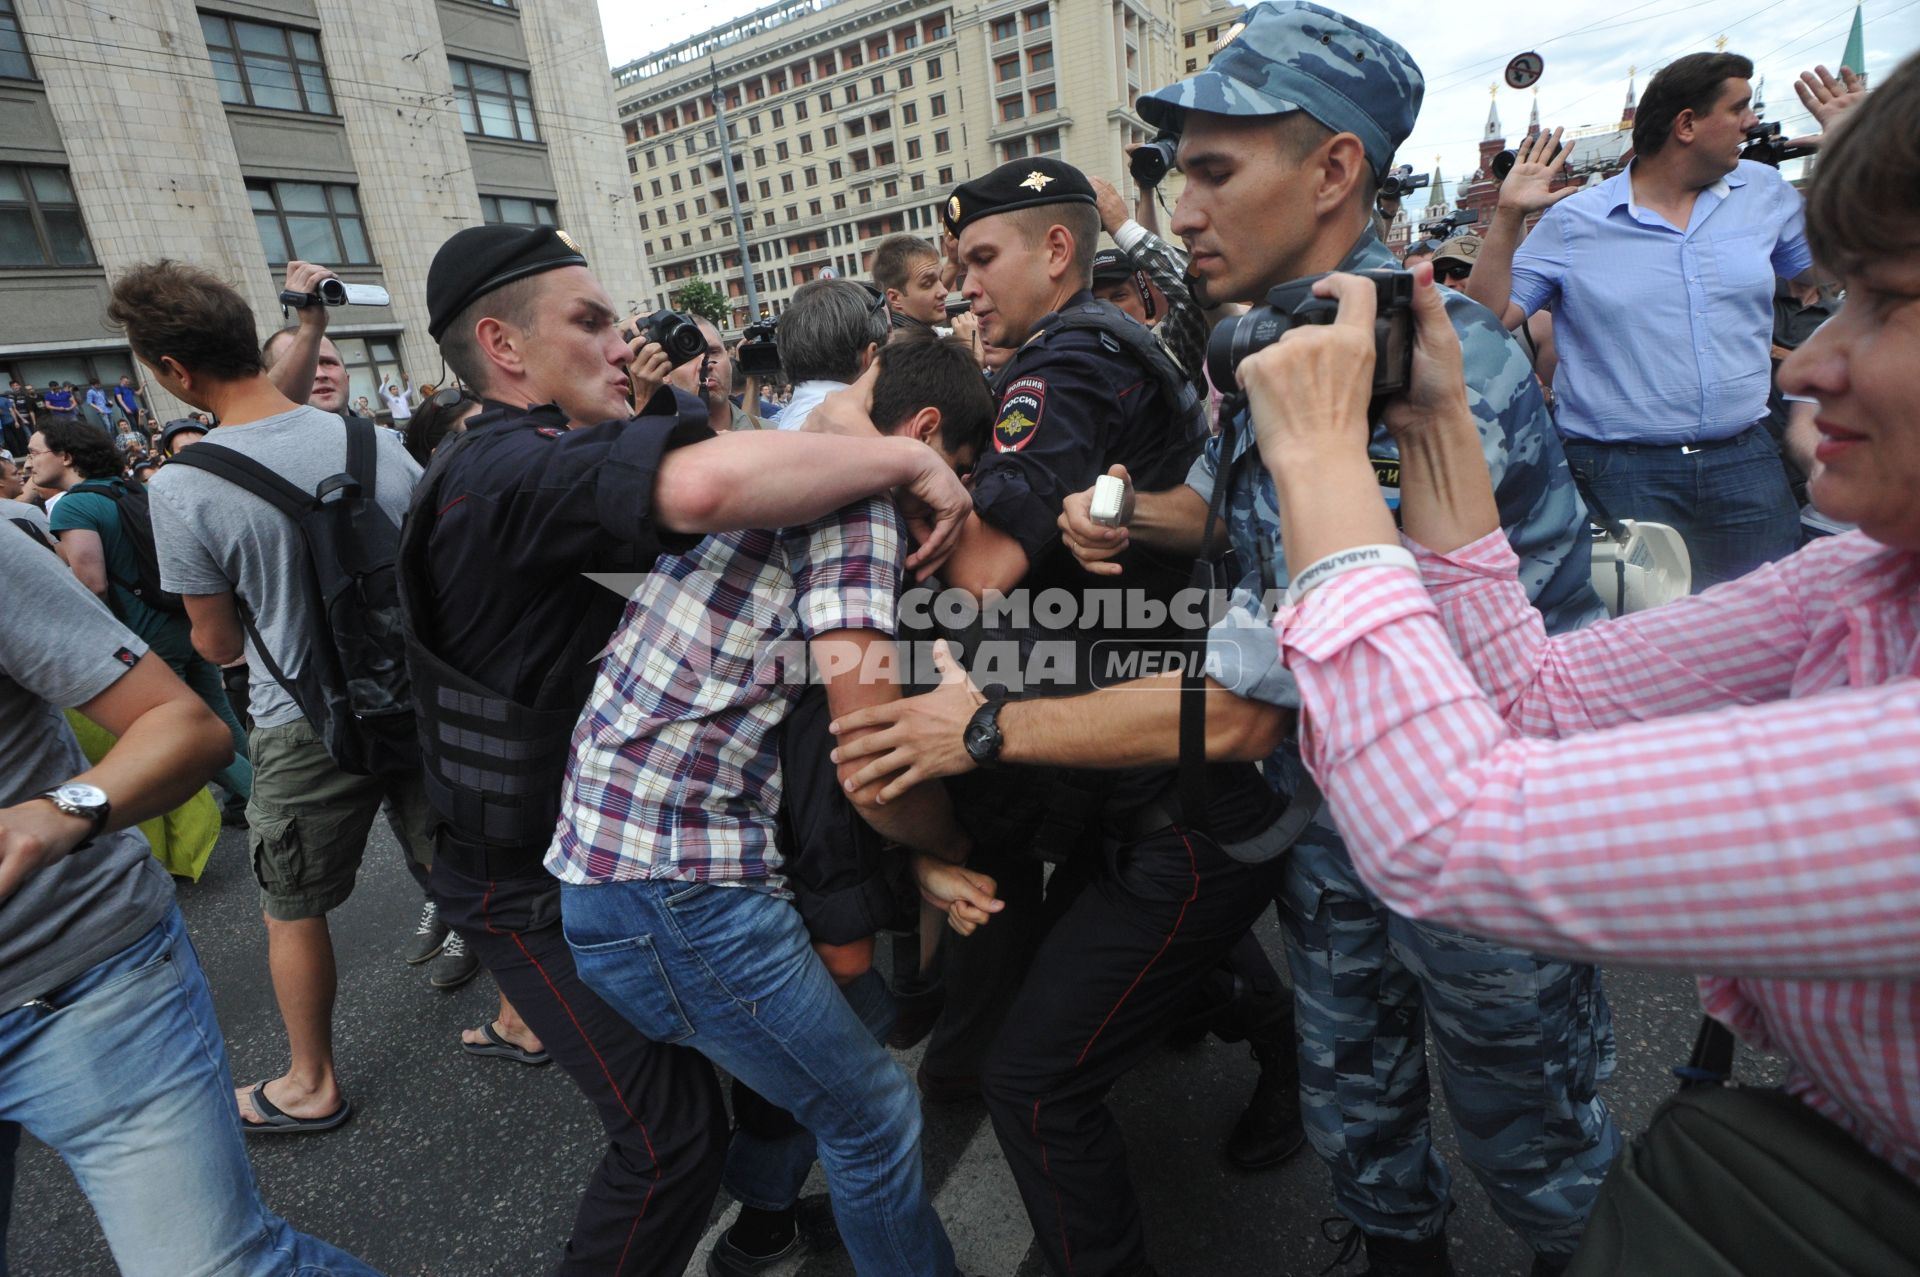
[{"x1": 2, "y1": 4, "x2": 1917, "y2": 1277}]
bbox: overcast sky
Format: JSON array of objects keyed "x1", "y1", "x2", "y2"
[{"x1": 597, "y1": 0, "x2": 1918, "y2": 199}]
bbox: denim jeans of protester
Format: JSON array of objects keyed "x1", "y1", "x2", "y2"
[
  {"x1": 0, "y1": 907, "x2": 381, "y2": 1277},
  {"x1": 563, "y1": 879, "x2": 954, "y2": 1277},
  {"x1": 723, "y1": 966, "x2": 897, "y2": 1212}
]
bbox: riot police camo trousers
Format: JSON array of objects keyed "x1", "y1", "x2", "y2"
[{"x1": 1278, "y1": 823, "x2": 1624, "y2": 1260}]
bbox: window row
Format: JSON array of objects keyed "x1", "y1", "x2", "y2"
[{"x1": 199, "y1": 12, "x2": 539, "y2": 144}]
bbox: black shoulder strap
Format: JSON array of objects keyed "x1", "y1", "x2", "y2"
[
  {"x1": 1044, "y1": 304, "x2": 1206, "y2": 438},
  {"x1": 9, "y1": 517, "x2": 55, "y2": 552},
  {"x1": 344, "y1": 416, "x2": 376, "y2": 492},
  {"x1": 1178, "y1": 410, "x2": 1324, "y2": 855},
  {"x1": 1676, "y1": 1016, "x2": 1739, "y2": 1090},
  {"x1": 165, "y1": 442, "x2": 315, "y2": 519}
]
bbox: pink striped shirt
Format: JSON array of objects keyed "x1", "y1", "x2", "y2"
[{"x1": 1273, "y1": 529, "x2": 1920, "y2": 1181}]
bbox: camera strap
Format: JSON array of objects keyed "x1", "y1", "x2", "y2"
[{"x1": 1178, "y1": 408, "x2": 1322, "y2": 857}]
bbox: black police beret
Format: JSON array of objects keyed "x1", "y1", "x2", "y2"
[
  {"x1": 427, "y1": 225, "x2": 588, "y2": 341},
  {"x1": 943, "y1": 157, "x2": 1097, "y2": 237}
]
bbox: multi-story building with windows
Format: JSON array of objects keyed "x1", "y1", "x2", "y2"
[
  {"x1": 2, "y1": 0, "x2": 635, "y2": 417},
  {"x1": 614, "y1": 0, "x2": 1202, "y2": 331}
]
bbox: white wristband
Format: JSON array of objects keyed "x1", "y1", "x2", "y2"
[{"x1": 1285, "y1": 544, "x2": 1418, "y2": 606}]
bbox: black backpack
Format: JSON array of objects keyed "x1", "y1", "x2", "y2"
[
  {"x1": 168, "y1": 418, "x2": 418, "y2": 778},
  {"x1": 69, "y1": 478, "x2": 186, "y2": 615}
]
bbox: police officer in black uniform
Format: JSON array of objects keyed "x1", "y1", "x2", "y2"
[
  {"x1": 929, "y1": 159, "x2": 1293, "y2": 1277},
  {"x1": 401, "y1": 224, "x2": 976, "y2": 1277}
]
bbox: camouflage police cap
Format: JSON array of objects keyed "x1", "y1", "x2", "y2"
[{"x1": 1137, "y1": 0, "x2": 1423, "y2": 178}]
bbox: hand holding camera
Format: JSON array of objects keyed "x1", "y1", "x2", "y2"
[
  {"x1": 1239, "y1": 273, "x2": 1381, "y2": 474},
  {"x1": 279, "y1": 259, "x2": 389, "y2": 312},
  {"x1": 625, "y1": 338, "x2": 673, "y2": 409}
]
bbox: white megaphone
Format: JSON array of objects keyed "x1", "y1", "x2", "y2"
[
  {"x1": 1588, "y1": 519, "x2": 1692, "y2": 616},
  {"x1": 1575, "y1": 477, "x2": 1692, "y2": 615}
]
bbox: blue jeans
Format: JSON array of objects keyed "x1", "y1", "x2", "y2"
[
  {"x1": 1563, "y1": 425, "x2": 1800, "y2": 591},
  {"x1": 563, "y1": 880, "x2": 953, "y2": 1277},
  {"x1": 0, "y1": 908, "x2": 381, "y2": 1277},
  {"x1": 723, "y1": 966, "x2": 897, "y2": 1211}
]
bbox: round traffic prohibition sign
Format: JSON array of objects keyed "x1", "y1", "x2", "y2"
[{"x1": 1505, "y1": 52, "x2": 1545, "y2": 90}]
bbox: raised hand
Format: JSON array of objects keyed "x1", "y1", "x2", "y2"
[{"x1": 1496, "y1": 127, "x2": 1579, "y2": 215}]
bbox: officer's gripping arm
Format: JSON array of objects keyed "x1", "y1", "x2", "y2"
[
  {"x1": 1059, "y1": 469, "x2": 1213, "y2": 576},
  {"x1": 817, "y1": 628, "x2": 1003, "y2": 936},
  {"x1": 655, "y1": 432, "x2": 970, "y2": 572},
  {"x1": 827, "y1": 638, "x2": 1288, "y2": 803}
]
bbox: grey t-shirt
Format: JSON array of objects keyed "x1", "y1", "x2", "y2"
[
  {"x1": 149, "y1": 405, "x2": 421, "y2": 728},
  {"x1": 0, "y1": 498, "x2": 51, "y2": 547},
  {"x1": 0, "y1": 522, "x2": 173, "y2": 1007}
]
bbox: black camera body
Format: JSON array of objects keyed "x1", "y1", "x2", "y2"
[
  {"x1": 1379, "y1": 164, "x2": 1431, "y2": 200},
  {"x1": 1206, "y1": 269, "x2": 1416, "y2": 404},
  {"x1": 278, "y1": 279, "x2": 390, "y2": 309},
  {"x1": 1740, "y1": 121, "x2": 1814, "y2": 168},
  {"x1": 628, "y1": 310, "x2": 706, "y2": 370},
  {"x1": 1419, "y1": 208, "x2": 1478, "y2": 241},
  {"x1": 1129, "y1": 134, "x2": 1178, "y2": 188},
  {"x1": 736, "y1": 317, "x2": 781, "y2": 378}
]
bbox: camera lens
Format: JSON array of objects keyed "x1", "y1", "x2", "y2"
[
  {"x1": 1129, "y1": 138, "x2": 1176, "y2": 188},
  {"x1": 1491, "y1": 149, "x2": 1517, "y2": 182},
  {"x1": 317, "y1": 278, "x2": 346, "y2": 306}
]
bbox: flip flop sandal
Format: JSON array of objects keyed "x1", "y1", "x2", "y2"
[
  {"x1": 461, "y1": 1021, "x2": 552, "y2": 1067},
  {"x1": 240, "y1": 1081, "x2": 352, "y2": 1135}
]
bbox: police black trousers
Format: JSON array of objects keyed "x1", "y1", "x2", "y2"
[
  {"x1": 924, "y1": 838, "x2": 1048, "y2": 1080},
  {"x1": 428, "y1": 859, "x2": 728, "y2": 1277},
  {"x1": 981, "y1": 826, "x2": 1288, "y2": 1277}
]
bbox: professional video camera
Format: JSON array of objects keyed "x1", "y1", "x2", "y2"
[
  {"x1": 1379, "y1": 163, "x2": 1431, "y2": 200},
  {"x1": 1417, "y1": 208, "x2": 1478, "y2": 241},
  {"x1": 278, "y1": 279, "x2": 390, "y2": 308},
  {"x1": 735, "y1": 315, "x2": 781, "y2": 378},
  {"x1": 1740, "y1": 121, "x2": 1815, "y2": 168},
  {"x1": 1129, "y1": 133, "x2": 1178, "y2": 188},
  {"x1": 1206, "y1": 268, "x2": 1415, "y2": 404},
  {"x1": 625, "y1": 309, "x2": 706, "y2": 370}
]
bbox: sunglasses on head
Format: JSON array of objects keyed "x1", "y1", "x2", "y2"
[{"x1": 428, "y1": 386, "x2": 471, "y2": 411}]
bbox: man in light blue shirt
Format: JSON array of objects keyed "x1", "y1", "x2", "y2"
[{"x1": 1469, "y1": 51, "x2": 1822, "y2": 588}]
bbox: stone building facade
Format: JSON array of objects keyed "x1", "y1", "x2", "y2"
[
  {"x1": 1, "y1": 0, "x2": 634, "y2": 419},
  {"x1": 614, "y1": 0, "x2": 1232, "y2": 330}
]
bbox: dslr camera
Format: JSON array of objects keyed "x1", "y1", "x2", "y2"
[
  {"x1": 1129, "y1": 133, "x2": 1179, "y2": 188},
  {"x1": 1379, "y1": 164, "x2": 1431, "y2": 200},
  {"x1": 736, "y1": 316, "x2": 782, "y2": 378},
  {"x1": 1740, "y1": 121, "x2": 1814, "y2": 168},
  {"x1": 279, "y1": 279, "x2": 391, "y2": 308},
  {"x1": 1206, "y1": 268, "x2": 1416, "y2": 404},
  {"x1": 625, "y1": 309, "x2": 706, "y2": 370}
]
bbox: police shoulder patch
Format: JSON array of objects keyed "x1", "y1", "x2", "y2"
[{"x1": 994, "y1": 376, "x2": 1047, "y2": 453}]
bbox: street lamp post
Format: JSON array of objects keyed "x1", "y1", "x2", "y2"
[{"x1": 710, "y1": 59, "x2": 761, "y2": 328}]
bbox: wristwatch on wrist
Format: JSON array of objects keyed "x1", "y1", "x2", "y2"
[
  {"x1": 962, "y1": 683, "x2": 1010, "y2": 768},
  {"x1": 38, "y1": 782, "x2": 111, "y2": 846}
]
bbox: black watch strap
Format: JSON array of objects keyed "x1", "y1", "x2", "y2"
[{"x1": 964, "y1": 683, "x2": 1009, "y2": 767}]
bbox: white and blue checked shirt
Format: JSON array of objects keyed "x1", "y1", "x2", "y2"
[{"x1": 1510, "y1": 159, "x2": 1812, "y2": 445}]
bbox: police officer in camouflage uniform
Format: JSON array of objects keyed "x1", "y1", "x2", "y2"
[{"x1": 1130, "y1": 6, "x2": 1619, "y2": 1274}]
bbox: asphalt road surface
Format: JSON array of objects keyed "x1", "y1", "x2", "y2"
[{"x1": 10, "y1": 819, "x2": 1783, "y2": 1276}]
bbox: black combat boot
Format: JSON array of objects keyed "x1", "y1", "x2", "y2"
[{"x1": 1224, "y1": 1038, "x2": 1305, "y2": 1170}]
